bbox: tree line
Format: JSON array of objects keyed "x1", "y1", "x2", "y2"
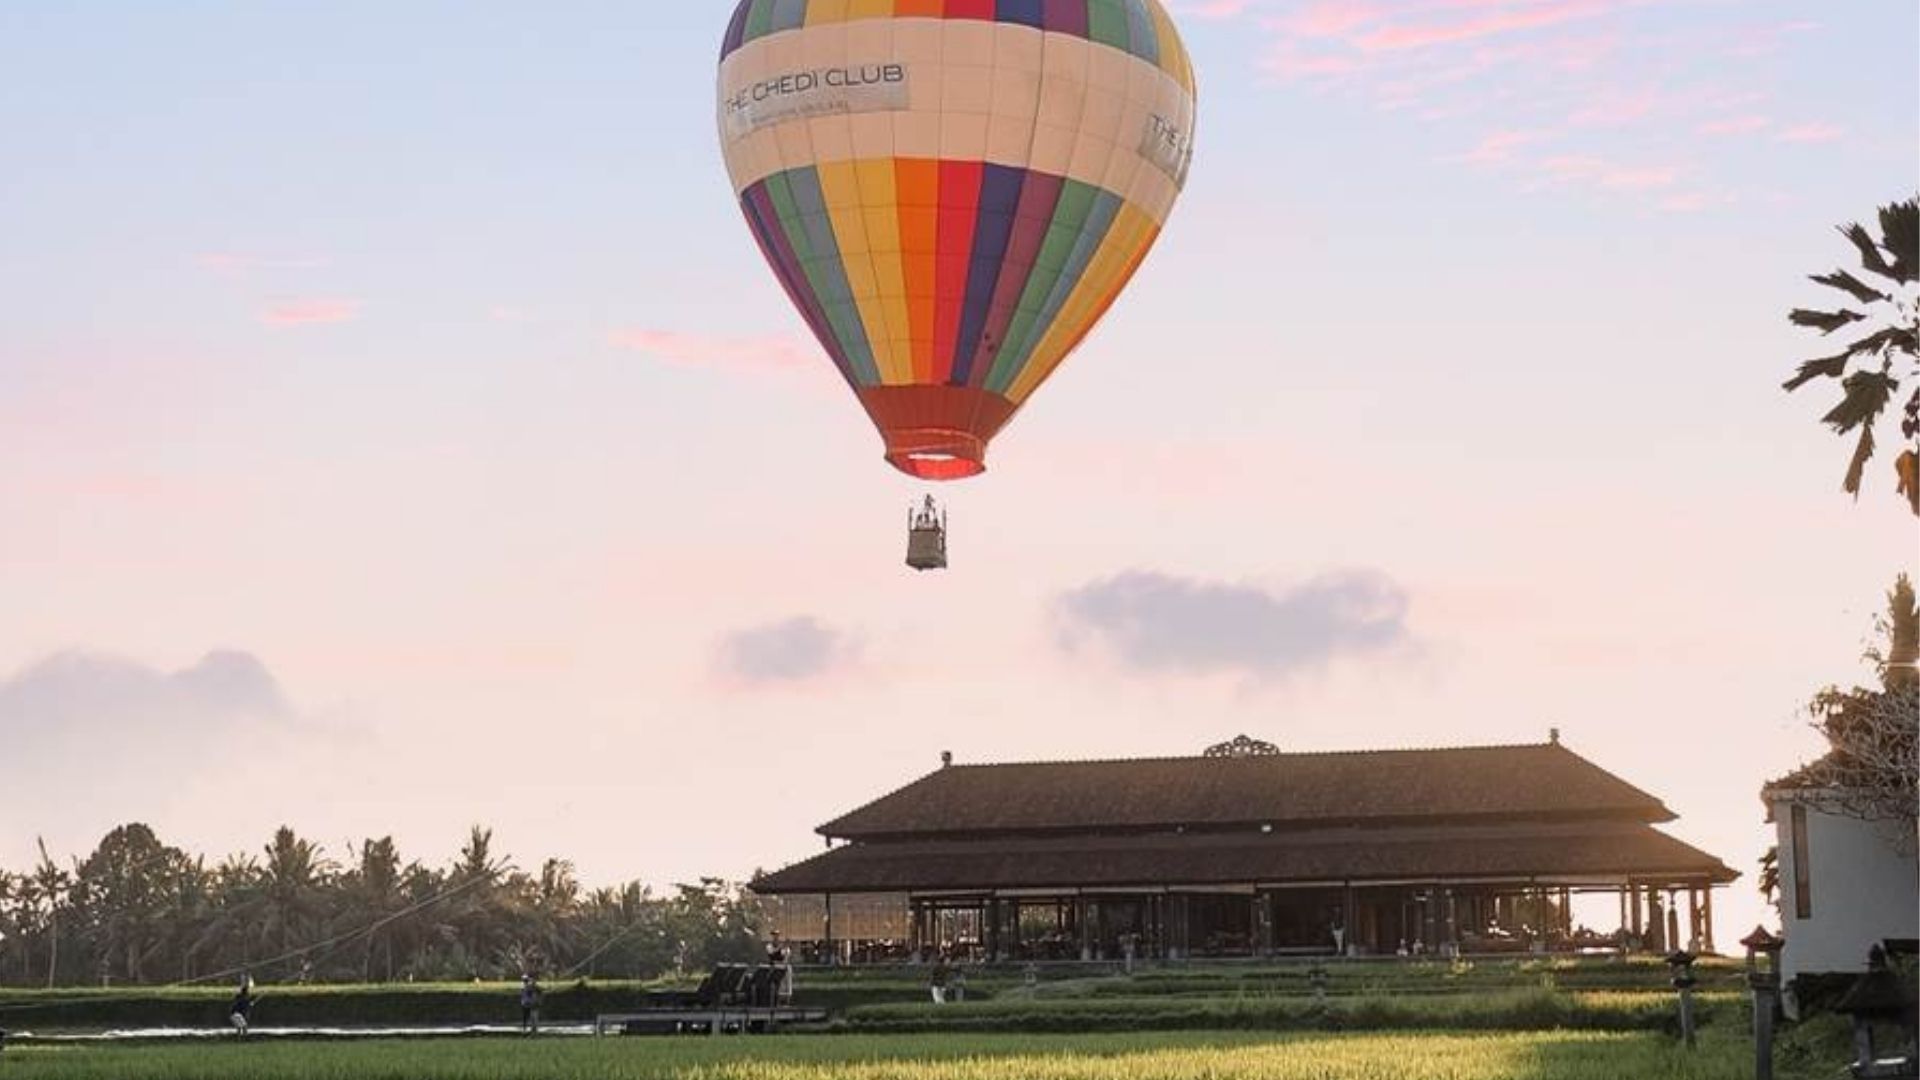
[{"x1": 0, "y1": 825, "x2": 763, "y2": 987}]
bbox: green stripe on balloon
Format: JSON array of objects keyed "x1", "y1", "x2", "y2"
[
  {"x1": 993, "y1": 187, "x2": 1121, "y2": 393},
  {"x1": 766, "y1": 169, "x2": 882, "y2": 387},
  {"x1": 986, "y1": 179, "x2": 1103, "y2": 394},
  {"x1": 744, "y1": 0, "x2": 777, "y2": 41},
  {"x1": 1087, "y1": 0, "x2": 1131, "y2": 52}
]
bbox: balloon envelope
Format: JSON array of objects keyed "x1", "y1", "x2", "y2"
[{"x1": 717, "y1": 0, "x2": 1196, "y2": 480}]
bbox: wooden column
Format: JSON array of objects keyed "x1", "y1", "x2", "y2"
[
  {"x1": 824, "y1": 892, "x2": 836, "y2": 966},
  {"x1": 1701, "y1": 887, "x2": 1715, "y2": 954},
  {"x1": 1342, "y1": 883, "x2": 1356, "y2": 956}
]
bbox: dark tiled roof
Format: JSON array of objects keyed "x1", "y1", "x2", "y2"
[
  {"x1": 820, "y1": 743, "x2": 1671, "y2": 840},
  {"x1": 753, "y1": 822, "x2": 1738, "y2": 894}
]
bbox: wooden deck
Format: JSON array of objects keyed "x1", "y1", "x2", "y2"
[{"x1": 592, "y1": 1007, "x2": 828, "y2": 1036}]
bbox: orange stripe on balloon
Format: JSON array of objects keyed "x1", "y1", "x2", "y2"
[{"x1": 894, "y1": 157, "x2": 941, "y2": 384}]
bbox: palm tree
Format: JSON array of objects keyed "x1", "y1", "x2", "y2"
[
  {"x1": 253, "y1": 827, "x2": 336, "y2": 973},
  {"x1": 340, "y1": 837, "x2": 410, "y2": 982},
  {"x1": 1782, "y1": 196, "x2": 1919, "y2": 514}
]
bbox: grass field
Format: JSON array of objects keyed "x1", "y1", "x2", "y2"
[
  {"x1": 0, "y1": 1029, "x2": 1761, "y2": 1080},
  {"x1": 0, "y1": 957, "x2": 1745, "y2": 1032}
]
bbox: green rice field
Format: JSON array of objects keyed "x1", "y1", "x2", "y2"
[{"x1": 0, "y1": 1029, "x2": 1761, "y2": 1080}]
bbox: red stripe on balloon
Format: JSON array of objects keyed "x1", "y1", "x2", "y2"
[{"x1": 932, "y1": 159, "x2": 984, "y2": 385}]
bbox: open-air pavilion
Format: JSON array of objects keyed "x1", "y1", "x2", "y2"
[{"x1": 752, "y1": 735, "x2": 1738, "y2": 964}]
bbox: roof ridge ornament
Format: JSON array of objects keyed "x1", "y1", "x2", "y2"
[{"x1": 1205, "y1": 734, "x2": 1279, "y2": 758}]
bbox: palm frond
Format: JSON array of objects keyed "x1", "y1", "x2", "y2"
[
  {"x1": 1879, "y1": 198, "x2": 1918, "y2": 283},
  {"x1": 1821, "y1": 369, "x2": 1898, "y2": 434},
  {"x1": 1844, "y1": 422, "x2": 1875, "y2": 496},
  {"x1": 1842, "y1": 326, "x2": 1920, "y2": 363},
  {"x1": 1783, "y1": 352, "x2": 1851, "y2": 391},
  {"x1": 1842, "y1": 222, "x2": 1898, "y2": 282},
  {"x1": 1790, "y1": 307, "x2": 1867, "y2": 334},
  {"x1": 1810, "y1": 268, "x2": 1891, "y2": 305}
]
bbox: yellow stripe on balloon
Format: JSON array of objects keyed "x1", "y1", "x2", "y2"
[
  {"x1": 1008, "y1": 200, "x2": 1160, "y2": 403},
  {"x1": 851, "y1": 157, "x2": 913, "y2": 385},
  {"x1": 817, "y1": 159, "x2": 904, "y2": 386},
  {"x1": 804, "y1": 0, "x2": 851, "y2": 25},
  {"x1": 1147, "y1": 3, "x2": 1193, "y2": 94}
]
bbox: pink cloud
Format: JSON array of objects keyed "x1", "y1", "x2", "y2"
[
  {"x1": 1273, "y1": 2, "x2": 1383, "y2": 37},
  {"x1": 1697, "y1": 114, "x2": 1771, "y2": 136},
  {"x1": 1445, "y1": 129, "x2": 1541, "y2": 164},
  {"x1": 1169, "y1": 0, "x2": 1251, "y2": 17},
  {"x1": 1597, "y1": 164, "x2": 1678, "y2": 191},
  {"x1": 1530, "y1": 154, "x2": 1678, "y2": 194},
  {"x1": 1774, "y1": 123, "x2": 1844, "y2": 144},
  {"x1": 609, "y1": 328, "x2": 816, "y2": 376},
  {"x1": 1656, "y1": 190, "x2": 1735, "y2": 213},
  {"x1": 1355, "y1": 0, "x2": 1618, "y2": 52},
  {"x1": 260, "y1": 299, "x2": 359, "y2": 327},
  {"x1": 1568, "y1": 87, "x2": 1657, "y2": 127}
]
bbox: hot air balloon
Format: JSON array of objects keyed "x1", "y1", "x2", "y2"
[{"x1": 715, "y1": 0, "x2": 1196, "y2": 483}]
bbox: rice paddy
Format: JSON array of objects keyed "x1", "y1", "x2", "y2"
[{"x1": 0, "y1": 1029, "x2": 1759, "y2": 1080}]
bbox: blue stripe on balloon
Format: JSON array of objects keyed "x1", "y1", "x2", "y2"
[{"x1": 948, "y1": 164, "x2": 1027, "y2": 386}]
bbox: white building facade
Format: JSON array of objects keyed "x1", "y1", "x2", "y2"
[{"x1": 1764, "y1": 785, "x2": 1918, "y2": 1007}]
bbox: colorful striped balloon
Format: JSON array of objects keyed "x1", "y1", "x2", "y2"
[{"x1": 717, "y1": 0, "x2": 1196, "y2": 480}]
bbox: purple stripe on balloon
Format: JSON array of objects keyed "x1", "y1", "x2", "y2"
[
  {"x1": 1042, "y1": 0, "x2": 1090, "y2": 36},
  {"x1": 742, "y1": 180, "x2": 854, "y2": 386},
  {"x1": 721, "y1": 0, "x2": 751, "y2": 61},
  {"x1": 949, "y1": 164, "x2": 1027, "y2": 386},
  {"x1": 965, "y1": 170, "x2": 1064, "y2": 389}
]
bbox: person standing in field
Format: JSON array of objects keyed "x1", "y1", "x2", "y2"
[
  {"x1": 519, "y1": 974, "x2": 542, "y2": 1034},
  {"x1": 929, "y1": 954, "x2": 951, "y2": 1005},
  {"x1": 228, "y1": 974, "x2": 255, "y2": 1038},
  {"x1": 766, "y1": 933, "x2": 793, "y2": 1005}
]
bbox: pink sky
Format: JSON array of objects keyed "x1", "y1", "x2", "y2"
[{"x1": 2, "y1": 0, "x2": 1915, "y2": 950}]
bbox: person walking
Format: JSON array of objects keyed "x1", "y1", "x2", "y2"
[
  {"x1": 228, "y1": 975, "x2": 256, "y2": 1038},
  {"x1": 519, "y1": 974, "x2": 542, "y2": 1035}
]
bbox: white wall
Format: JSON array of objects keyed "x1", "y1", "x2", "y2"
[{"x1": 1771, "y1": 797, "x2": 1918, "y2": 992}]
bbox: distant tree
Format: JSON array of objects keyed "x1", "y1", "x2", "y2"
[
  {"x1": 339, "y1": 837, "x2": 412, "y2": 981},
  {"x1": 28, "y1": 838, "x2": 71, "y2": 987},
  {"x1": 1779, "y1": 575, "x2": 1920, "y2": 849},
  {"x1": 72, "y1": 825, "x2": 193, "y2": 984},
  {"x1": 1782, "y1": 196, "x2": 1919, "y2": 514},
  {"x1": 0, "y1": 826, "x2": 761, "y2": 987},
  {"x1": 254, "y1": 827, "x2": 335, "y2": 968}
]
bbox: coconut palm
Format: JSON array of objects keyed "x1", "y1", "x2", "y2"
[{"x1": 1782, "y1": 196, "x2": 1919, "y2": 514}]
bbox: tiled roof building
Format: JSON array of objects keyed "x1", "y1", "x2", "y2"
[{"x1": 753, "y1": 735, "x2": 1736, "y2": 963}]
